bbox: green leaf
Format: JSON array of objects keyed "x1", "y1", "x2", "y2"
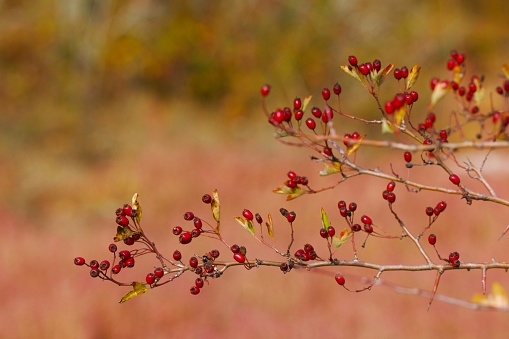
[
  {"x1": 319, "y1": 162, "x2": 342, "y2": 176},
  {"x1": 302, "y1": 95, "x2": 313, "y2": 113},
  {"x1": 332, "y1": 228, "x2": 353, "y2": 248},
  {"x1": 235, "y1": 216, "x2": 255, "y2": 236},
  {"x1": 211, "y1": 189, "x2": 220, "y2": 234},
  {"x1": 119, "y1": 282, "x2": 148, "y2": 303},
  {"x1": 405, "y1": 65, "x2": 421, "y2": 90},
  {"x1": 113, "y1": 226, "x2": 135, "y2": 242},
  {"x1": 320, "y1": 207, "x2": 331, "y2": 230}
]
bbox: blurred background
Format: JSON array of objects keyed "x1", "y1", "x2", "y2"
[{"x1": 2, "y1": 0, "x2": 509, "y2": 338}]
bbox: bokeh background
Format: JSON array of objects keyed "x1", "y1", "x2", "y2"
[{"x1": 2, "y1": 0, "x2": 509, "y2": 338}]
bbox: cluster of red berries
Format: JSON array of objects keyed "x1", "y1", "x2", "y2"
[
  {"x1": 417, "y1": 112, "x2": 436, "y2": 132},
  {"x1": 448, "y1": 251, "x2": 461, "y2": 268},
  {"x1": 425, "y1": 200, "x2": 447, "y2": 217},
  {"x1": 279, "y1": 207, "x2": 297, "y2": 223},
  {"x1": 384, "y1": 91, "x2": 419, "y2": 114},
  {"x1": 115, "y1": 204, "x2": 141, "y2": 245},
  {"x1": 294, "y1": 243, "x2": 318, "y2": 261},
  {"x1": 495, "y1": 79, "x2": 509, "y2": 97},
  {"x1": 285, "y1": 170, "x2": 309, "y2": 189},
  {"x1": 446, "y1": 50, "x2": 466, "y2": 70},
  {"x1": 342, "y1": 132, "x2": 362, "y2": 147},
  {"x1": 393, "y1": 66, "x2": 409, "y2": 80},
  {"x1": 179, "y1": 249, "x2": 221, "y2": 295},
  {"x1": 381, "y1": 180, "x2": 397, "y2": 204},
  {"x1": 336, "y1": 200, "x2": 374, "y2": 233},
  {"x1": 347, "y1": 55, "x2": 383, "y2": 76},
  {"x1": 74, "y1": 243, "x2": 135, "y2": 278},
  {"x1": 172, "y1": 211, "x2": 204, "y2": 245}
]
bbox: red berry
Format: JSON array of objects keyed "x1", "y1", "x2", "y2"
[
  {"x1": 404, "y1": 152, "x2": 412, "y2": 163},
  {"x1": 400, "y1": 66, "x2": 409, "y2": 78},
  {"x1": 195, "y1": 278, "x2": 205, "y2": 288},
  {"x1": 115, "y1": 208, "x2": 125, "y2": 216},
  {"x1": 125, "y1": 257, "x2": 135, "y2": 268},
  {"x1": 231, "y1": 244, "x2": 240, "y2": 253},
  {"x1": 122, "y1": 204, "x2": 133, "y2": 217},
  {"x1": 285, "y1": 179, "x2": 297, "y2": 188},
  {"x1": 190, "y1": 286, "x2": 200, "y2": 295},
  {"x1": 358, "y1": 63, "x2": 369, "y2": 75},
  {"x1": 384, "y1": 101, "x2": 394, "y2": 114},
  {"x1": 202, "y1": 194, "x2": 212, "y2": 204},
  {"x1": 373, "y1": 59, "x2": 381, "y2": 72},
  {"x1": 173, "y1": 250, "x2": 182, "y2": 261},
  {"x1": 449, "y1": 174, "x2": 461, "y2": 185},
  {"x1": 123, "y1": 236, "x2": 135, "y2": 246},
  {"x1": 364, "y1": 224, "x2": 373, "y2": 233},
  {"x1": 233, "y1": 253, "x2": 246, "y2": 263},
  {"x1": 322, "y1": 106, "x2": 333, "y2": 123},
  {"x1": 305, "y1": 118, "x2": 316, "y2": 130},
  {"x1": 112, "y1": 265, "x2": 121, "y2": 274},
  {"x1": 348, "y1": 55, "x2": 358, "y2": 67},
  {"x1": 260, "y1": 84, "x2": 271, "y2": 97},
  {"x1": 458, "y1": 87, "x2": 466, "y2": 96},
  {"x1": 146, "y1": 273, "x2": 156, "y2": 285},
  {"x1": 437, "y1": 201, "x2": 447, "y2": 212},
  {"x1": 454, "y1": 53, "x2": 465, "y2": 64},
  {"x1": 119, "y1": 250, "x2": 131, "y2": 261},
  {"x1": 74, "y1": 257, "x2": 86, "y2": 266},
  {"x1": 338, "y1": 200, "x2": 346, "y2": 209},
  {"x1": 179, "y1": 231, "x2": 193, "y2": 244},
  {"x1": 504, "y1": 80, "x2": 509, "y2": 92},
  {"x1": 90, "y1": 269, "x2": 100, "y2": 278},
  {"x1": 239, "y1": 246, "x2": 247, "y2": 256},
  {"x1": 394, "y1": 68, "x2": 402, "y2": 80},
  {"x1": 209, "y1": 249, "x2": 220, "y2": 258},
  {"x1": 184, "y1": 212, "x2": 194, "y2": 221},
  {"x1": 294, "y1": 109, "x2": 304, "y2": 121},
  {"x1": 386, "y1": 180, "x2": 396, "y2": 192},
  {"x1": 496, "y1": 86, "x2": 504, "y2": 95},
  {"x1": 189, "y1": 257, "x2": 199, "y2": 268},
  {"x1": 425, "y1": 207, "x2": 434, "y2": 216},
  {"x1": 293, "y1": 97, "x2": 302, "y2": 110},
  {"x1": 300, "y1": 176, "x2": 308, "y2": 185},
  {"x1": 433, "y1": 207, "x2": 441, "y2": 216},
  {"x1": 116, "y1": 215, "x2": 129, "y2": 227},
  {"x1": 287, "y1": 171, "x2": 297, "y2": 180},
  {"x1": 428, "y1": 234, "x2": 437, "y2": 245},
  {"x1": 242, "y1": 209, "x2": 254, "y2": 221},
  {"x1": 154, "y1": 267, "x2": 164, "y2": 278},
  {"x1": 348, "y1": 202, "x2": 357, "y2": 212},
  {"x1": 333, "y1": 83, "x2": 342, "y2": 95},
  {"x1": 294, "y1": 249, "x2": 307, "y2": 261},
  {"x1": 100, "y1": 260, "x2": 110, "y2": 271},
  {"x1": 361, "y1": 215, "x2": 373, "y2": 225},
  {"x1": 430, "y1": 77, "x2": 439, "y2": 90},
  {"x1": 322, "y1": 88, "x2": 331, "y2": 101},
  {"x1": 311, "y1": 106, "x2": 322, "y2": 118},
  {"x1": 173, "y1": 226, "x2": 183, "y2": 235},
  {"x1": 335, "y1": 273, "x2": 346, "y2": 285},
  {"x1": 339, "y1": 207, "x2": 348, "y2": 217},
  {"x1": 447, "y1": 59, "x2": 457, "y2": 70},
  {"x1": 191, "y1": 228, "x2": 201, "y2": 238},
  {"x1": 327, "y1": 226, "x2": 336, "y2": 237},
  {"x1": 410, "y1": 90, "x2": 419, "y2": 102},
  {"x1": 382, "y1": 190, "x2": 389, "y2": 200},
  {"x1": 304, "y1": 244, "x2": 314, "y2": 253},
  {"x1": 352, "y1": 224, "x2": 361, "y2": 232},
  {"x1": 255, "y1": 213, "x2": 263, "y2": 224},
  {"x1": 193, "y1": 218, "x2": 203, "y2": 229},
  {"x1": 287, "y1": 211, "x2": 296, "y2": 223},
  {"x1": 387, "y1": 192, "x2": 396, "y2": 203},
  {"x1": 320, "y1": 228, "x2": 328, "y2": 238}
]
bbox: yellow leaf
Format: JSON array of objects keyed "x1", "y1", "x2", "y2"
[
  {"x1": 405, "y1": 65, "x2": 421, "y2": 90},
  {"x1": 132, "y1": 193, "x2": 142, "y2": 225},
  {"x1": 265, "y1": 213, "x2": 274, "y2": 239},
  {"x1": 502, "y1": 64, "x2": 509, "y2": 79},
  {"x1": 319, "y1": 162, "x2": 342, "y2": 176},
  {"x1": 471, "y1": 282, "x2": 509, "y2": 308},
  {"x1": 119, "y1": 282, "x2": 148, "y2": 303},
  {"x1": 302, "y1": 95, "x2": 313, "y2": 113},
  {"x1": 372, "y1": 63, "x2": 394, "y2": 86},
  {"x1": 429, "y1": 80, "x2": 452, "y2": 108},
  {"x1": 452, "y1": 65, "x2": 465, "y2": 84},
  {"x1": 211, "y1": 189, "x2": 220, "y2": 233},
  {"x1": 346, "y1": 135, "x2": 365, "y2": 157},
  {"x1": 340, "y1": 65, "x2": 364, "y2": 85},
  {"x1": 272, "y1": 184, "x2": 306, "y2": 200},
  {"x1": 234, "y1": 216, "x2": 255, "y2": 236},
  {"x1": 332, "y1": 228, "x2": 353, "y2": 248},
  {"x1": 394, "y1": 106, "x2": 406, "y2": 126},
  {"x1": 472, "y1": 76, "x2": 484, "y2": 105},
  {"x1": 320, "y1": 207, "x2": 331, "y2": 230},
  {"x1": 113, "y1": 226, "x2": 135, "y2": 242},
  {"x1": 381, "y1": 118, "x2": 394, "y2": 134}
]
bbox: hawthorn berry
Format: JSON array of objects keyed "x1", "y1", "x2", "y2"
[
  {"x1": 146, "y1": 273, "x2": 156, "y2": 285},
  {"x1": 183, "y1": 212, "x2": 195, "y2": 221},
  {"x1": 112, "y1": 265, "x2": 121, "y2": 274},
  {"x1": 193, "y1": 218, "x2": 203, "y2": 229},
  {"x1": 394, "y1": 68, "x2": 402, "y2": 80},
  {"x1": 90, "y1": 269, "x2": 100, "y2": 278},
  {"x1": 386, "y1": 181, "x2": 396, "y2": 192},
  {"x1": 285, "y1": 179, "x2": 297, "y2": 188},
  {"x1": 404, "y1": 152, "x2": 412, "y2": 163},
  {"x1": 74, "y1": 257, "x2": 86, "y2": 266},
  {"x1": 116, "y1": 215, "x2": 129, "y2": 227},
  {"x1": 364, "y1": 224, "x2": 373, "y2": 233},
  {"x1": 333, "y1": 83, "x2": 342, "y2": 95},
  {"x1": 305, "y1": 118, "x2": 316, "y2": 130},
  {"x1": 119, "y1": 250, "x2": 131, "y2": 261},
  {"x1": 300, "y1": 176, "x2": 309, "y2": 185},
  {"x1": 437, "y1": 201, "x2": 447, "y2": 212},
  {"x1": 425, "y1": 207, "x2": 434, "y2": 216},
  {"x1": 433, "y1": 207, "x2": 441, "y2": 216},
  {"x1": 428, "y1": 234, "x2": 437, "y2": 245},
  {"x1": 449, "y1": 174, "x2": 461, "y2": 185},
  {"x1": 260, "y1": 84, "x2": 271, "y2": 97},
  {"x1": 287, "y1": 211, "x2": 296, "y2": 223},
  {"x1": 125, "y1": 257, "x2": 135, "y2": 268},
  {"x1": 122, "y1": 204, "x2": 133, "y2": 217},
  {"x1": 304, "y1": 243, "x2": 314, "y2": 253},
  {"x1": 123, "y1": 237, "x2": 135, "y2": 246},
  {"x1": 190, "y1": 286, "x2": 200, "y2": 295},
  {"x1": 335, "y1": 273, "x2": 346, "y2": 285},
  {"x1": 231, "y1": 244, "x2": 240, "y2": 253},
  {"x1": 204, "y1": 263, "x2": 214, "y2": 273},
  {"x1": 154, "y1": 267, "x2": 164, "y2": 278},
  {"x1": 358, "y1": 63, "x2": 369, "y2": 75},
  {"x1": 382, "y1": 190, "x2": 389, "y2": 201},
  {"x1": 202, "y1": 194, "x2": 212, "y2": 204},
  {"x1": 242, "y1": 209, "x2": 254, "y2": 221},
  {"x1": 209, "y1": 249, "x2": 220, "y2": 259},
  {"x1": 173, "y1": 226, "x2": 183, "y2": 235},
  {"x1": 255, "y1": 213, "x2": 263, "y2": 224},
  {"x1": 386, "y1": 192, "x2": 396, "y2": 203},
  {"x1": 191, "y1": 228, "x2": 201, "y2": 238},
  {"x1": 294, "y1": 109, "x2": 304, "y2": 121},
  {"x1": 430, "y1": 77, "x2": 439, "y2": 90},
  {"x1": 233, "y1": 253, "x2": 246, "y2": 263},
  {"x1": 99, "y1": 260, "x2": 110, "y2": 271},
  {"x1": 447, "y1": 59, "x2": 457, "y2": 70},
  {"x1": 173, "y1": 250, "x2": 182, "y2": 261},
  {"x1": 373, "y1": 59, "x2": 381, "y2": 72},
  {"x1": 338, "y1": 200, "x2": 346, "y2": 209},
  {"x1": 322, "y1": 106, "x2": 333, "y2": 123},
  {"x1": 295, "y1": 249, "x2": 307, "y2": 261},
  {"x1": 195, "y1": 278, "x2": 205, "y2": 289},
  {"x1": 179, "y1": 231, "x2": 193, "y2": 244},
  {"x1": 115, "y1": 208, "x2": 125, "y2": 216},
  {"x1": 339, "y1": 207, "x2": 348, "y2": 217},
  {"x1": 400, "y1": 66, "x2": 409, "y2": 78},
  {"x1": 311, "y1": 107, "x2": 322, "y2": 118},
  {"x1": 348, "y1": 202, "x2": 357, "y2": 212},
  {"x1": 320, "y1": 228, "x2": 328, "y2": 238},
  {"x1": 348, "y1": 55, "x2": 358, "y2": 67},
  {"x1": 361, "y1": 215, "x2": 373, "y2": 225},
  {"x1": 327, "y1": 226, "x2": 336, "y2": 237},
  {"x1": 293, "y1": 98, "x2": 302, "y2": 110},
  {"x1": 496, "y1": 86, "x2": 504, "y2": 95},
  {"x1": 352, "y1": 224, "x2": 361, "y2": 232},
  {"x1": 384, "y1": 101, "x2": 394, "y2": 114},
  {"x1": 189, "y1": 257, "x2": 199, "y2": 268},
  {"x1": 322, "y1": 88, "x2": 331, "y2": 101}
]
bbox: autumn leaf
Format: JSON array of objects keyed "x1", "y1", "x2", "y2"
[
  {"x1": 502, "y1": 64, "x2": 509, "y2": 79},
  {"x1": 381, "y1": 118, "x2": 393, "y2": 134},
  {"x1": 132, "y1": 193, "x2": 142, "y2": 225},
  {"x1": 471, "y1": 282, "x2": 508, "y2": 308},
  {"x1": 320, "y1": 207, "x2": 331, "y2": 230},
  {"x1": 332, "y1": 228, "x2": 353, "y2": 248},
  {"x1": 265, "y1": 213, "x2": 274, "y2": 239},
  {"x1": 372, "y1": 63, "x2": 395, "y2": 87},
  {"x1": 319, "y1": 162, "x2": 342, "y2": 176},
  {"x1": 346, "y1": 135, "x2": 365, "y2": 157},
  {"x1": 340, "y1": 65, "x2": 363, "y2": 84},
  {"x1": 119, "y1": 282, "x2": 148, "y2": 303},
  {"x1": 302, "y1": 95, "x2": 313, "y2": 113},
  {"x1": 235, "y1": 216, "x2": 255, "y2": 236},
  {"x1": 272, "y1": 184, "x2": 306, "y2": 200},
  {"x1": 113, "y1": 226, "x2": 135, "y2": 242},
  {"x1": 211, "y1": 189, "x2": 220, "y2": 233},
  {"x1": 429, "y1": 80, "x2": 452, "y2": 109},
  {"x1": 405, "y1": 65, "x2": 421, "y2": 90}
]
